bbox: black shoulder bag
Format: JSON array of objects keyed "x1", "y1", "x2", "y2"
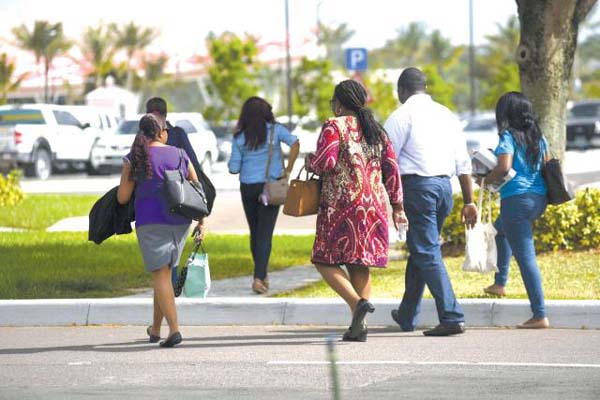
[
  {"x1": 541, "y1": 139, "x2": 574, "y2": 205},
  {"x1": 164, "y1": 149, "x2": 210, "y2": 219}
]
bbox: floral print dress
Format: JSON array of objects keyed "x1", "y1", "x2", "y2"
[{"x1": 309, "y1": 116, "x2": 402, "y2": 267}]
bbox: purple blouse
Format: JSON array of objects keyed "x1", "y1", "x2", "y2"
[{"x1": 126, "y1": 145, "x2": 191, "y2": 227}]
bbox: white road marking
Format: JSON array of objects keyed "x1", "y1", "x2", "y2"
[
  {"x1": 68, "y1": 361, "x2": 92, "y2": 366},
  {"x1": 267, "y1": 361, "x2": 600, "y2": 368}
]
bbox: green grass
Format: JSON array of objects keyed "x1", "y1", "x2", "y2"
[
  {"x1": 0, "y1": 194, "x2": 98, "y2": 230},
  {"x1": 275, "y1": 250, "x2": 600, "y2": 300},
  {"x1": 0, "y1": 232, "x2": 314, "y2": 299}
]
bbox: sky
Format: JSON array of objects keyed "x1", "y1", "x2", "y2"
[{"x1": 0, "y1": 0, "x2": 524, "y2": 57}]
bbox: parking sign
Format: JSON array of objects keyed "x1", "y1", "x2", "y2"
[{"x1": 345, "y1": 48, "x2": 368, "y2": 71}]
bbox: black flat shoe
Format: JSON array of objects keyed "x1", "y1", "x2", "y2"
[
  {"x1": 159, "y1": 331, "x2": 182, "y2": 348},
  {"x1": 342, "y1": 327, "x2": 368, "y2": 342},
  {"x1": 349, "y1": 299, "x2": 375, "y2": 338},
  {"x1": 147, "y1": 326, "x2": 160, "y2": 343},
  {"x1": 423, "y1": 323, "x2": 466, "y2": 337}
]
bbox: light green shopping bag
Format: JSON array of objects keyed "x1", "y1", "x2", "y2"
[{"x1": 182, "y1": 243, "x2": 211, "y2": 298}]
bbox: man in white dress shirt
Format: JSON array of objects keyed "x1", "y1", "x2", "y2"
[{"x1": 384, "y1": 67, "x2": 478, "y2": 336}]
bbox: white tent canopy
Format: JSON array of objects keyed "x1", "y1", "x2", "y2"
[{"x1": 85, "y1": 77, "x2": 139, "y2": 119}]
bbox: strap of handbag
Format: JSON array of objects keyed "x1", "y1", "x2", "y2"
[
  {"x1": 476, "y1": 177, "x2": 485, "y2": 225},
  {"x1": 176, "y1": 148, "x2": 186, "y2": 180},
  {"x1": 264, "y1": 123, "x2": 285, "y2": 183},
  {"x1": 295, "y1": 165, "x2": 317, "y2": 181},
  {"x1": 486, "y1": 190, "x2": 493, "y2": 225}
]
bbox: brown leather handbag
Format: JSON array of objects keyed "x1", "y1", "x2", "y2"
[
  {"x1": 283, "y1": 166, "x2": 321, "y2": 217},
  {"x1": 262, "y1": 124, "x2": 289, "y2": 206}
]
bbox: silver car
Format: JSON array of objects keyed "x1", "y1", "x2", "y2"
[
  {"x1": 462, "y1": 112, "x2": 499, "y2": 155},
  {"x1": 89, "y1": 112, "x2": 218, "y2": 174}
]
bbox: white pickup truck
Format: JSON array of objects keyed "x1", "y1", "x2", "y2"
[{"x1": 0, "y1": 104, "x2": 117, "y2": 179}]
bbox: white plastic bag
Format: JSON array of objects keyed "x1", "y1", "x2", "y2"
[
  {"x1": 463, "y1": 224, "x2": 488, "y2": 272},
  {"x1": 462, "y1": 181, "x2": 498, "y2": 273}
]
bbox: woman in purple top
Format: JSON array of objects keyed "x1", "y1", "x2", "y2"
[{"x1": 117, "y1": 114, "x2": 204, "y2": 348}]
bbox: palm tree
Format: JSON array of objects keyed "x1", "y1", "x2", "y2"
[
  {"x1": 110, "y1": 22, "x2": 158, "y2": 91},
  {"x1": 80, "y1": 23, "x2": 117, "y2": 89},
  {"x1": 0, "y1": 53, "x2": 28, "y2": 104},
  {"x1": 12, "y1": 21, "x2": 72, "y2": 102},
  {"x1": 424, "y1": 30, "x2": 463, "y2": 73},
  {"x1": 484, "y1": 15, "x2": 520, "y2": 58},
  {"x1": 317, "y1": 22, "x2": 355, "y2": 67},
  {"x1": 371, "y1": 22, "x2": 428, "y2": 68}
]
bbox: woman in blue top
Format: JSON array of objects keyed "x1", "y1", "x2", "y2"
[
  {"x1": 482, "y1": 92, "x2": 549, "y2": 329},
  {"x1": 228, "y1": 97, "x2": 300, "y2": 294}
]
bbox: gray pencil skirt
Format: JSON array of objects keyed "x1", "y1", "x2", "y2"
[{"x1": 135, "y1": 224, "x2": 191, "y2": 272}]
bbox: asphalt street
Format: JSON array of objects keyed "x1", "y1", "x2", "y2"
[{"x1": 1, "y1": 326, "x2": 599, "y2": 399}]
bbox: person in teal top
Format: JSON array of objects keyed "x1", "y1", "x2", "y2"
[
  {"x1": 494, "y1": 130, "x2": 547, "y2": 199},
  {"x1": 480, "y1": 91, "x2": 550, "y2": 329}
]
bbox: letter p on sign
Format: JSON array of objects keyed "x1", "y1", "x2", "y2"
[{"x1": 345, "y1": 48, "x2": 368, "y2": 71}]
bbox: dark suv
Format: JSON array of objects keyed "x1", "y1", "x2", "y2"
[{"x1": 567, "y1": 100, "x2": 600, "y2": 149}]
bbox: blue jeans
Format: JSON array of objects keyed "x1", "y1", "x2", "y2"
[
  {"x1": 397, "y1": 175, "x2": 465, "y2": 330},
  {"x1": 494, "y1": 193, "x2": 547, "y2": 318}
]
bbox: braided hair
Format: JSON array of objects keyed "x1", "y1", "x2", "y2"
[
  {"x1": 334, "y1": 80, "x2": 385, "y2": 146},
  {"x1": 130, "y1": 114, "x2": 162, "y2": 180},
  {"x1": 495, "y1": 92, "x2": 543, "y2": 169}
]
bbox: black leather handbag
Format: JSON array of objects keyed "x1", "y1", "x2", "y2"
[
  {"x1": 164, "y1": 150, "x2": 209, "y2": 219},
  {"x1": 541, "y1": 140, "x2": 574, "y2": 205}
]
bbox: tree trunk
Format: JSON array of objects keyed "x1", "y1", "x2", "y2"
[
  {"x1": 516, "y1": 0, "x2": 596, "y2": 159},
  {"x1": 44, "y1": 58, "x2": 50, "y2": 103}
]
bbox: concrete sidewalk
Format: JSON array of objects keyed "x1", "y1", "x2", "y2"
[
  {"x1": 125, "y1": 264, "x2": 323, "y2": 298},
  {"x1": 1, "y1": 297, "x2": 599, "y2": 329}
]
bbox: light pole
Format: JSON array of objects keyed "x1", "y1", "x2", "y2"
[
  {"x1": 285, "y1": 0, "x2": 293, "y2": 131},
  {"x1": 468, "y1": 0, "x2": 476, "y2": 115}
]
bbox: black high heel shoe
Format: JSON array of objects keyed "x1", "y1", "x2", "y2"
[
  {"x1": 159, "y1": 331, "x2": 182, "y2": 348},
  {"x1": 343, "y1": 320, "x2": 368, "y2": 342},
  {"x1": 146, "y1": 326, "x2": 160, "y2": 343},
  {"x1": 349, "y1": 299, "x2": 375, "y2": 338}
]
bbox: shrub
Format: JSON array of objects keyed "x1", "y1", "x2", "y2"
[
  {"x1": 0, "y1": 170, "x2": 25, "y2": 207},
  {"x1": 533, "y1": 200, "x2": 580, "y2": 251},
  {"x1": 441, "y1": 187, "x2": 600, "y2": 253},
  {"x1": 573, "y1": 188, "x2": 600, "y2": 249}
]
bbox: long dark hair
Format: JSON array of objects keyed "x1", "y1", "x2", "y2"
[
  {"x1": 495, "y1": 91, "x2": 543, "y2": 169},
  {"x1": 334, "y1": 80, "x2": 385, "y2": 146},
  {"x1": 130, "y1": 114, "x2": 161, "y2": 180},
  {"x1": 234, "y1": 96, "x2": 275, "y2": 150}
]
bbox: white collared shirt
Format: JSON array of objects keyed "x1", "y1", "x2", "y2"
[{"x1": 384, "y1": 93, "x2": 472, "y2": 177}]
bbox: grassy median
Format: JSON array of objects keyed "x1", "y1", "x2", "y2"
[
  {"x1": 0, "y1": 232, "x2": 315, "y2": 299},
  {"x1": 0, "y1": 194, "x2": 98, "y2": 230},
  {"x1": 274, "y1": 249, "x2": 600, "y2": 300},
  {"x1": 1, "y1": 194, "x2": 598, "y2": 300}
]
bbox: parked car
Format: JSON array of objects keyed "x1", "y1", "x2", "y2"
[
  {"x1": 276, "y1": 115, "x2": 322, "y2": 156},
  {"x1": 209, "y1": 120, "x2": 237, "y2": 162},
  {"x1": 462, "y1": 112, "x2": 498, "y2": 155},
  {"x1": 0, "y1": 104, "x2": 115, "y2": 179},
  {"x1": 88, "y1": 112, "x2": 218, "y2": 174},
  {"x1": 567, "y1": 100, "x2": 600, "y2": 149}
]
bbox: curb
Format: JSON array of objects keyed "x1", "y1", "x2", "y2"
[{"x1": 1, "y1": 298, "x2": 599, "y2": 329}]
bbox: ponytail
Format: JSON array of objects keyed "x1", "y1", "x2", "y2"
[
  {"x1": 130, "y1": 114, "x2": 162, "y2": 180},
  {"x1": 130, "y1": 133, "x2": 152, "y2": 180}
]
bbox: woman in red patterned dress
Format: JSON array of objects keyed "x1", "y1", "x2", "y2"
[{"x1": 305, "y1": 80, "x2": 406, "y2": 342}]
